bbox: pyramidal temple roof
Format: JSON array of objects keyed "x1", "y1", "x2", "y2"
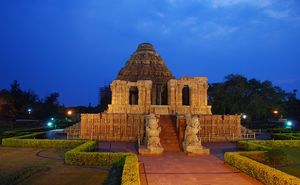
[{"x1": 116, "y1": 43, "x2": 175, "y2": 84}]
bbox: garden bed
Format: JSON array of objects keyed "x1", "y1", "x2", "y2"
[
  {"x1": 225, "y1": 140, "x2": 300, "y2": 184},
  {"x1": 1, "y1": 132, "x2": 140, "y2": 185}
]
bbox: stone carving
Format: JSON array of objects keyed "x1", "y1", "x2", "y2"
[
  {"x1": 183, "y1": 115, "x2": 210, "y2": 155},
  {"x1": 145, "y1": 114, "x2": 163, "y2": 151},
  {"x1": 139, "y1": 114, "x2": 164, "y2": 155}
]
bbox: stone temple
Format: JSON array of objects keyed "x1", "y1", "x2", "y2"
[
  {"x1": 108, "y1": 43, "x2": 211, "y2": 115},
  {"x1": 80, "y1": 43, "x2": 241, "y2": 155}
]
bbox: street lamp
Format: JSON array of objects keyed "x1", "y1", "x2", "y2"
[
  {"x1": 67, "y1": 110, "x2": 73, "y2": 116},
  {"x1": 273, "y1": 110, "x2": 279, "y2": 115},
  {"x1": 27, "y1": 108, "x2": 32, "y2": 115}
]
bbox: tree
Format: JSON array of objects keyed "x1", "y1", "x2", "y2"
[
  {"x1": 98, "y1": 85, "x2": 111, "y2": 112},
  {"x1": 8, "y1": 80, "x2": 39, "y2": 118},
  {"x1": 39, "y1": 92, "x2": 61, "y2": 118},
  {"x1": 208, "y1": 74, "x2": 289, "y2": 121},
  {"x1": 0, "y1": 90, "x2": 15, "y2": 119}
]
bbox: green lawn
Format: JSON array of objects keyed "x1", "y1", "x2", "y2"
[
  {"x1": 0, "y1": 147, "x2": 110, "y2": 185},
  {"x1": 277, "y1": 148, "x2": 300, "y2": 178},
  {"x1": 279, "y1": 166, "x2": 300, "y2": 178}
]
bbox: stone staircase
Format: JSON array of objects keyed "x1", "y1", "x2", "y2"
[{"x1": 159, "y1": 115, "x2": 181, "y2": 152}]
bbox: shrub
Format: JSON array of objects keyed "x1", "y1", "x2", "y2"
[
  {"x1": 224, "y1": 152, "x2": 300, "y2": 185},
  {"x1": 2, "y1": 127, "x2": 51, "y2": 138},
  {"x1": 267, "y1": 128, "x2": 293, "y2": 133},
  {"x1": 272, "y1": 133, "x2": 300, "y2": 140},
  {"x1": 64, "y1": 141, "x2": 129, "y2": 166},
  {"x1": 237, "y1": 140, "x2": 300, "y2": 151},
  {"x1": 2, "y1": 133, "x2": 85, "y2": 149},
  {"x1": 121, "y1": 154, "x2": 140, "y2": 185},
  {"x1": 237, "y1": 140, "x2": 271, "y2": 151}
]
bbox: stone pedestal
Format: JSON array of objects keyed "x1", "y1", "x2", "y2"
[
  {"x1": 139, "y1": 146, "x2": 164, "y2": 156},
  {"x1": 183, "y1": 145, "x2": 210, "y2": 156}
]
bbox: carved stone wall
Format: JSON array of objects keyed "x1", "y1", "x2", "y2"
[
  {"x1": 168, "y1": 77, "x2": 212, "y2": 115},
  {"x1": 107, "y1": 77, "x2": 212, "y2": 115},
  {"x1": 178, "y1": 115, "x2": 241, "y2": 142},
  {"x1": 80, "y1": 113, "x2": 144, "y2": 141},
  {"x1": 108, "y1": 80, "x2": 152, "y2": 114}
]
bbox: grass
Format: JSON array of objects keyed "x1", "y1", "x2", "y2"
[
  {"x1": 277, "y1": 148, "x2": 300, "y2": 178},
  {"x1": 284, "y1": 148, "x2": 300, "y2": 164},
  {"x1": 0, "y1": 146, "x2": 109, "y2": 185},
  {"x1": 279, "y1": 166, "x2": 300, "y2": 178}
]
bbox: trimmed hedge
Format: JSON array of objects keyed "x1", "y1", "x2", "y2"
[
  {"x1": 121, "y1": 154, "x2": 140, "y2": 185},
  {"x1": 237, "y1": 140, "x2": 300, "y2": 151},
  {"x1": 272, "y1": 133, "x2": 300, "y2": 140},
  {"x1": 65, "y1": 141, "x2": 127, "y2": 166},
  {"x1": 1, "y1": 127, "x2": 51, "y2": 138},
  {"x1": 267, "y1": 128, "x2": 293, "y2": 133},
  {"x1": 2, "y1": 132, "x2": 85, "y2": 149},
  {"x1": 64, "y1": 141, "x2": 140, "y2": 184},
  {"x1": 224, "y1": 152, "x2": 300, "y2": 185}
]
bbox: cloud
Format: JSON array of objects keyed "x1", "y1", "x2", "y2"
[
  {"x1": 211, "y1": 0, "x2": 271, "y2": 8},
  {"x1": 265, "y1": 9, "x2": 290, "y2": 19},
  {"x1": 201, "y1": 22, "x2": 238, "y2": 39},
  {"x1": 155, "y1": 12, "x2": 165, "y2": 18}
]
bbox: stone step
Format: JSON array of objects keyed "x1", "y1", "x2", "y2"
[
  {"x1": 159, "y1": 115, "x2": 181, "y2": 152},
  {"x1": 161, "y1": 139, "x2": 179, "y2": 144}
]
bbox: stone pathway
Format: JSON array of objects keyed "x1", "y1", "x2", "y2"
[
  {"x1": 96, "y1": 141, "x2": 138, "y2": 153},
  {"x1": 139, "y1": 152, "x2": 262, "y2": 185}
]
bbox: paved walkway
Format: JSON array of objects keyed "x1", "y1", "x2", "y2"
[
  {"x1": 139, "y1": 152, "x2": 262, "y2": 185},
  {"x1": 139, "y1": 142, "x2": 262, "y2": 185},
  {"x1": 95, "y1": 141, "x2": 262, "y2": 184}
]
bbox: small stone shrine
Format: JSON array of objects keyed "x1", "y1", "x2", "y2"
[{"x1": 80, "y1": 43, "x2": 241, "y2": 156}]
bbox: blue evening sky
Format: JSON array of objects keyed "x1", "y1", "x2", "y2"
[{"x1": 0, "y1": 0, "x2": 299, "y2": 106}]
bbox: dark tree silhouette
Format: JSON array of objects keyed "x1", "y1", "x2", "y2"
[{"x1": 209, "y1": 74, "x2": 297, "y2": 121}]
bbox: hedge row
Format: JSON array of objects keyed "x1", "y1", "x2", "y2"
[
  {"x1": 272, "y1": 133, "x2": 300, "y2": 140},
  {"x1": 65, "y1": 141, "x2": 127, "y2": 166},
  {"x1": 64, "y1": 141, "x2": 139, "y2": 184},
  {"x1": 121, "y1": 155, "x2": 140, "y2": 185},
  {"x1": 2, "y1": 132, "x2": 140, "y2": 185},
  {"x1": 2, "y1": 138, "x2": 85, "y2": 149},
  {"x1": 224, "y1": 152, "x2": 300, "y2": 185},
  {"x1": 2, "y1": 127, "x2": 50, "y2": 138},
  {"x1": 237, "y1": 140, "x2": 300, "y2": 151}
]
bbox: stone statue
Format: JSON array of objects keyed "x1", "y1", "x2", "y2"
[
  {"x1": 184, "y1": 115, "x2": 202, "y2": 147},
  {"x1": 145, "y1": 114, "x2": 163, "y2": 152},
  {"x1": 183, "y1": 115, "x2": 210, "y2": 155}
]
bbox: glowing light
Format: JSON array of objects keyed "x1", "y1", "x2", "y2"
[
  {"x1": 273, "y1": 110, "x2": 279, "y2": 114},
  {"x1": 286, "y1": 121, "x2": 293, "y2": 127},
  {"x1": 51, "y1": 117, "x2": 54, "y2": 121},
  {"x1": 47, "y1": 122, "x2": 53, "y2": 127},
  {"x1": 67, "y1": 110, "x2": 73, "y2": 116},
  {"x1": 27, "y1": 108, "x2": 32, "y2": 114},
  {"x1": 242, "y1": 114, "x2": 247, "y2": 119}
]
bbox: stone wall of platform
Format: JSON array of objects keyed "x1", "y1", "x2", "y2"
[
  {"x1": 178, "y1": 115, "x2": 241, "y2": 143},
  {"x1": 80, "y1": 113, "x2": 241, "y2": 143},
  {"x1": 80, "y1": 113, "x2": 145, "y2": 141}
]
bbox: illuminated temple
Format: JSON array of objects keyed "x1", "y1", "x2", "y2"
[
  {"x1": 80, "y1": 43, "x2": 241, "y2": 155},
  {"x1": 108, "y1": 43, "x2": 212, "y2": 115}
]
